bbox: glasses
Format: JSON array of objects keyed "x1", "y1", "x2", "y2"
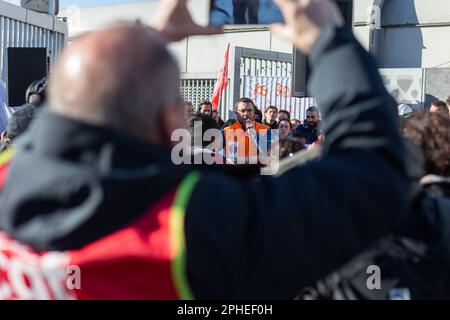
[{"x1": 238, "y1": 109, "x2": 254, "y2": 114}]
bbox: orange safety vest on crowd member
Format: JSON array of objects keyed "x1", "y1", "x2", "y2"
[{"x1": 223, "y1": 121, "x2": 271, "y2": 164}]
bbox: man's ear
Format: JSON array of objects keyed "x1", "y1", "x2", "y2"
[
  {"x1": 157, "y1": 111, "x2": 169, "y2": 145},
  {"x1": 158, "y1": 104, "x2": 186, "y2": 147}
]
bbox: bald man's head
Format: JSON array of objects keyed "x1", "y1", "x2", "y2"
[{"x1": 49, "y1": 23, "x2": 183, "y2": 143}]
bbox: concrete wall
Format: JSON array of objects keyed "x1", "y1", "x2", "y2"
[
  {"x1": 425, "y1": 68, "x2": 450, "y2": 106},
  {"x1": 378, "y1": 0, "x2": 450, "y2": 68},
  {"x1": 58, "y1": 1, "x2": 292, "y2": 75},
  {"x1": 0, "y1": 0, "x2": 68, "y2": 79},
  {"x1": 59, "y1": 0, "x2": 450, "y2": 71},
  {"x1": 353, "y1": 0, "x2": 450, "y2": 68},
  {"x1": 352, "y1": 0, "x2": 373, "y2": 49}
]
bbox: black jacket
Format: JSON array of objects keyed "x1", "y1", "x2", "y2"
[
  {"x1": 0, "y1": 27, "x2": 415, "y2": 299},
  {"x1": 292, "y1": 121, "x2": 321, "y2": 144},
  {"x1": 6, "y1": 102, "x2": 41, "y2": 140},
  {"x1": 262, "y1": 119, "x2": 278, "y2": 130},
  {"x1": 300, "y1": 177, "x2": 450, "y2": 300}
]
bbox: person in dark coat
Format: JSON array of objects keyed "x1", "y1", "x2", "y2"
[
  {"x1": 2, "y1": 77, "x2": 47, "y2": 147},
  {"x1": 262, "y1": 106, "x2": 278, "y2": 129},
  {"x1": 300, "y1": 112, "x2": 450, "y2": 300},
  {"x1": 0, "y1": 0, "x2": 415, "y2": 299}
]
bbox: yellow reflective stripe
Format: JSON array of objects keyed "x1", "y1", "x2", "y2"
[
  {"x1": 0, "y1": 149, "x2": 14, "y2": 166},
  {"x1": 170, "y1": 172, "x2": 201, "y2": 300}
]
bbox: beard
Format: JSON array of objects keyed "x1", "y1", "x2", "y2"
[{"x1": 308, "y1": 121, "x2": 317, "y2": 128}]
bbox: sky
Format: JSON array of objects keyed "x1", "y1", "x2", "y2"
[
  {"x1": 60, "y1": 0, "x2": 151, "y2": 9},
  {"x1": 1, "y1": 0, "x2": 153, "y2": 10}
]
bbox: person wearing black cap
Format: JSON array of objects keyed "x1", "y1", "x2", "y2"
[{"x1": 1, "y1": 77, "x2": 47, "y2": 148}]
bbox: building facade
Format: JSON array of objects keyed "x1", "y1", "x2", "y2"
[
  {"x1": 58, "y1": 0, "x2": 450, "y2": 115},
  {"x1": 0, "y1": 0, "x2": 67, "y2": 129},
  {"x1": 1, "y1": 0, "x2": 67, "y2": 81}
]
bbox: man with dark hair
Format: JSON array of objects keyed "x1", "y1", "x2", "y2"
[
  {"x1": 0, "y1": 0, "x2": 414, "y2": 300},
  {"x1": 292, "y1": 106, "x2": 321, "y2": 144},
  {"x1": 211, "y1": 109, "x2": 225, "y2": 127},
  {"x1": 254, "y1": 105, "x2": 263, "y2": 123},
  {"x1": 430, "y1": 100, "x2": 449, "y2": 116},
  {"x1": 278, "y1": 109, "x2": 291, "y2": 122},
  {"x1": 303, "y1": 112, "x2": 450, "y2": 300},
  {"x1": 223, "y1": 97, "x2": 270, "y2": 162},
  {"x1": 187, "y1": 114, "x2": 221, "y2": 149},
  {"x1": 185, "y1": 114, "x2": 225, "y2": 165},
  {"x1": 198, "y1": 99, "x2": 213, "y2": 117},
  {"x1": 263, "y1": 106, "x2": 278, "y2": 129}
]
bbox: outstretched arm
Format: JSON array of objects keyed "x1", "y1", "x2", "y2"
[{"x1": 185, "y1": 0, "x2": 412, "y2": 299}]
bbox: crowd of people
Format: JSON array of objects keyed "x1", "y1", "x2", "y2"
[
  {"x1": 0, "y1": 78, "x2": 47, "y2": 150},
  {"x1": 183, "y1": 99, "x2": 324, "y2": 163},
  {"x1": 0, "y1": 0, "x2": 449, "y2": 300},
  {"x1": 181, "y1": 92, "x2": 449, "y2": 167}
]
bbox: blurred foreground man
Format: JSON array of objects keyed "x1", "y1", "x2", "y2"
[{"x1": 0, "y1": 0, "x2": 413, "y2": 299}]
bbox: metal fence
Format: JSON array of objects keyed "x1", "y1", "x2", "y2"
[
  {"x1": 234, "y1": 46, "x2": 315, "y2": 121},
  {"x1": 0, "y1": 2, "x2": 68, "y2": 82},
  {"x1": 237, "y1": 47, "x2": 292, "y2": 79},
  {"x1": 234, "y1": 46, "x2": 293, "y2": 105},
  {"x1": 180, "y1": 46, "x2": 315, "y2": 121},
  {"x1": 180, "y1": 76, "x2": 231, "y2": 121},
  {"x1": 242, "y1": 75, "x2": 316, "y2": 120}
]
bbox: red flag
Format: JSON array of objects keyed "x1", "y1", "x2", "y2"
[{"x1": 211, "y1": 44, "x2": 230, "y2": 111}]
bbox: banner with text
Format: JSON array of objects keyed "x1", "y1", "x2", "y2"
[{"x1": 242, "y1": 76, "x2": 316, "y2": 121}]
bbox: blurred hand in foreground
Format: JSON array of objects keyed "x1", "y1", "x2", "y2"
[
  {"x1": 150, "y1": 0, "x2": 222, "y2": 42},
  {"x1": 271, "y1": 0, "x2": 344, "y2": 54}
]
